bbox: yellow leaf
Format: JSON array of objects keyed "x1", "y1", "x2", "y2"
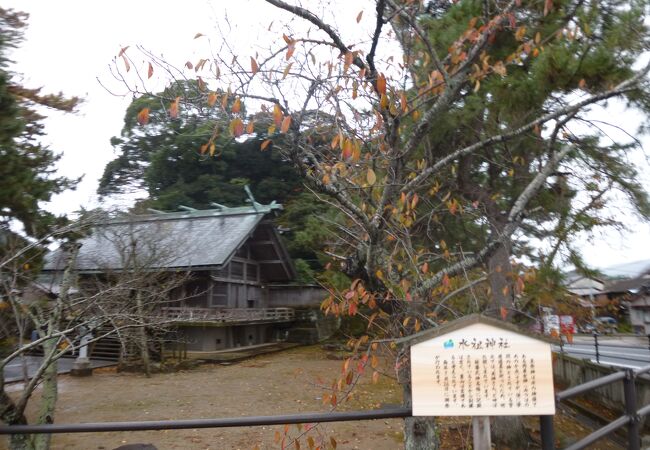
[
  {"x1": 136, "y1": 107, "x2": 150, "y2": 125},
  {"x1": 380, "y1": 93, "x2": 389, "y2": 109},
  {"x1": 473, "y1": 80, "x2": 480, "y2": 92},
  {"x1": 367, "y1": 168, "x2": 377, "y2": 185},
  {"x1": 281, "y1": 115, "x2": 292, "y2": 133},
  {"x1": 371, "y1": 355, "x2": 378, "y2": 368},
  {"x1": 515, "y1": 26, "x2": 527, "y2": 41},
  {"x1": 356, "y1": 10, "x2": 363, "y2": 23},
  {"x1": 273, "y1": 104, "x2": 283, "y2": 127},
  {"x1": 250, "y1": 57, "x2": 259, "y2": 75},
  {"x1": 307, "y1": 436, "x2": 315, "y2": 449},
  {"x1": 207, "y1": 92, "x2": 218, "y2": 107},
  {"x1": 330, "y1": 437, "x2": 337, "y2": 449},
  {"x1": 331, "y1": 134, "x2": 340, "y2": 149},
  {"x1": 283, "y1": 63, "x2": 293, "y2": 79},
  {"x1": 246, "y1": 121, "x2": 255, "y2": 134},
  {"x1": 209, "y1": 142, "x2": 216, "y2": 156},
  {"x1": 200, "y1": 144, "x2": 208, "y2": 155}
]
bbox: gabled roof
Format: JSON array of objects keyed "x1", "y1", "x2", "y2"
[
  {"x1": 44, "y1": 204, "x2": 292, "y2": 276},
  {"x1": 604, "y1": 275, "x2": 650, "y2": 294}
]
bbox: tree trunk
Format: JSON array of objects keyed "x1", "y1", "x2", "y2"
[
  {"x1": 136, "y1": 291, "x2": 151, "y2": 377},
  {"x1": 487, "y1": 241, "x2": 514, "y2": 316},
  {"x1": 400, "y1": 348, "x2": 439, "y2": 450},
  {"x1": 486, "y1": 239, "x2": 530, "y2": 447},
  {"x1": 491, "y1": 415, "x2": 530, "y2": 448},
  {"x1": 31, "y1": 339, "x2": 58, "y2": 450}
]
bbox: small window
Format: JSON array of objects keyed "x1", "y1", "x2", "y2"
[
  {"x1": 216, "y1": 339, "x2": 222, "y2": 344},
  {"x1": 247, "y1": 299, "x2": 255, "y2": 308}
]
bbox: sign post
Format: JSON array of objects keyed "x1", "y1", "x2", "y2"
[{"x1": 410, "y1": 315, "x2": 555, "y2": 448}]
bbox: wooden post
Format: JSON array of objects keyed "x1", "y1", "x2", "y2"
[{"x1": 472, "y1": 416, "x2": 491, "y2": 450}]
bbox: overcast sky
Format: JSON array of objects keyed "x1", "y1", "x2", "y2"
[{"x1": 4, "y1": 0, "x2": 650, "y2": 271}]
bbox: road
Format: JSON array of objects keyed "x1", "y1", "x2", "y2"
[
  {"x1": 554, "y1": 335, "x2": 650, "y2": 369},
  {"x1": 4, "y1": 356, "x2": 115, "y2": 383}
]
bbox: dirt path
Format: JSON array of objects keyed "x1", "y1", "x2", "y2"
[{"x1": 9, "y1": 347, "x2": 404, "y2": 450}]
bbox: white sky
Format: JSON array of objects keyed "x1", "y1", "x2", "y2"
[{"x1": 4, "y1": 0, "x2": 650, "y2": 271}]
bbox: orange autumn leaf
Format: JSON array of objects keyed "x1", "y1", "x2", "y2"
[
  {"x1": 169, "y1": 97, "x2": 180, "y2": 119},
  {"x1": 232, "y1": 97, "x2": 241, "y2": 114},
  {"x1": 136, "y1": 107, "x2": 150, "y2": 125},
  {"x1": 207, "y1": 92, "x2": 218, "y2": 107},
  {"x1": 376, "y1": 73, "x2": 387, "y2": 95},
  {"x1": 230, "y1": 117, "x2": 244, "y2": 137},
  {"x1": 280, "y1": 115, "x2": 292, "y2": 133},
  {"x1": 500, "y1": 306, "x2": 508, "y2": 320},
  {"x1": 250, "y1": 57, "x2": 259, "y2": 74},
  {"x1": 286, "y1": 43, "x2": 296, "y2": 60},
  {"x1": 147, "y1": 62, "x2": 154, "y2": 79},
  {"x1": 342, "y1": 138, "x2": 353, "y2": 160},
  {"x1": 261, "y1": 139, "x2": 272, "y2": 151}
]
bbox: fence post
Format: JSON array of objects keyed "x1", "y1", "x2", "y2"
[
  {"x1": 539, "y1": 415, "x2": 555, "y2": 450},
  {"x1": 624, "y1": 368, "x2": 640, "y2": 450},
  {"x1": 593, "y1": 332, "x2": 600, "y2": 363}
]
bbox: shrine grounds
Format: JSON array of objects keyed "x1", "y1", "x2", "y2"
[{"x1": 5, "y1": 346, "x2": 621, "y2": 449}]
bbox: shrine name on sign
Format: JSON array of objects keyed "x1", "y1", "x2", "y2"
[{"x1": 410, "y1": 316, "x2": 555, "y2": 416}]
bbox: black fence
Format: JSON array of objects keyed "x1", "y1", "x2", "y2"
[{"x1": 2, "y1": 364, "x2": 650, "y2": 449}]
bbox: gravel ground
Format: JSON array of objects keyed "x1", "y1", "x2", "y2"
[{"x1": 6, "y1": 346, "x2": 405, "y2": 450}]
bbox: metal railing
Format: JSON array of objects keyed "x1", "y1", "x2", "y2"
[
  {"x1": 540, "y1": 363, "x2": 650, "y2": 450},
  {"x1": 159, "y1": 307, "x2": 295, "y2": 323}
]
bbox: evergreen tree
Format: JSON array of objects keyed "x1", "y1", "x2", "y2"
[{"x1": 0, "y1": 8, "x2": 78, "y2": 238}]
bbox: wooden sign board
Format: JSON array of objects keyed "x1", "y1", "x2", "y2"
[{"x1": 411, "y1": 318, "x2": 555, "y2": 416}]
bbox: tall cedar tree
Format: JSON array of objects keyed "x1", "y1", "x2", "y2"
[{"x1": 0, "y1": 8, "x2": 78, "y2": 239}]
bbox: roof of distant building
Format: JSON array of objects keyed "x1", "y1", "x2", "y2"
[{"x1": 44, "y1": 201, "x2": 293, "y2": 278}]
